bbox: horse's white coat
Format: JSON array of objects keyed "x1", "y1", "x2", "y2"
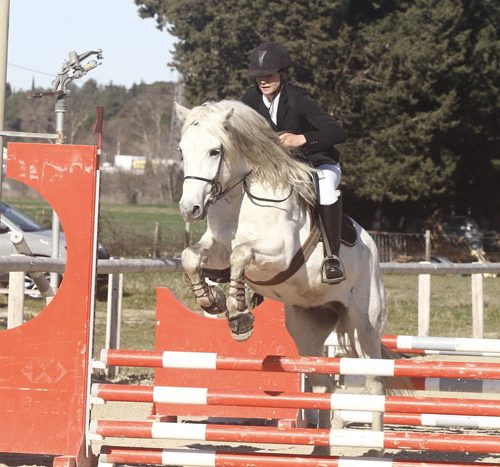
[{"x1": 175, "y1": 100, "x2": 390, "y2": 453}]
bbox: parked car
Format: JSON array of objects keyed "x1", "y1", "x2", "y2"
[
  {"x1": 441, "y1": 216, "x2": 484, "y2": 250},
  {"x1": 0, "y1": 201, "x2": 109, "y2": 296}
]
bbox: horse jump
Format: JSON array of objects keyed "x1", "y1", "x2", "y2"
[
  {"x1": 94, "y1": 308, "x2": 500, "y2": 464},
  {"x1": 92, "y1": 288, "x2": 500, "y2": 465},
  {"x1": 0, "y1": 143, "x2": 99, "y2": 467},
  {"x1": 99, "y1": 446, "x2": 498, "y2": 467},
  {"x1": 101, "y1": 348, "x2": 500, "y2": 379},
  {"x1": 92, "y1": 383, "x2": 500, "y2": 417}
]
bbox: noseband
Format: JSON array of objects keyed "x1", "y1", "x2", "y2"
[{"x1": 183, "y1": 146, "x2": 252, "y2": 206}]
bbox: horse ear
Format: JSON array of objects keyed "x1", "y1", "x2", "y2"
[
  {"x1": 222, "y1": 108, "x2": 234, "y2": 130},
  {"x1": 175, "y1": 102, "x2": 190, "y2": 124}
]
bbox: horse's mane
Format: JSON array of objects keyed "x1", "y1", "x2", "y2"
[{"x1": 182, "y1": 100, "x2": 316, "y2": 206}]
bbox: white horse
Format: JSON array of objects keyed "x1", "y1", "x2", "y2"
[{"x1": 176, "y1": 100, "x2": 391, "y2": 446}]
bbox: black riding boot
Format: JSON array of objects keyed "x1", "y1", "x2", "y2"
[{"x1": 318, "y1": 196, "x2": 345, "y2": 284}]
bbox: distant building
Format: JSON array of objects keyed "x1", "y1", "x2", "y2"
[
  {"x1": 114, "y1": 154, "x2": 146, "y2": 171},
  {"x1": 111, "y1": 154, "x2": 182, "y2": 172}
]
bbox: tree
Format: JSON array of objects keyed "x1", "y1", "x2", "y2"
[
  {"x1": 135, "y1": 0, "x2": 500, "y2": 226},
  {"x1": 340, "y1": 1, "x2": 500, "y2": 219}
]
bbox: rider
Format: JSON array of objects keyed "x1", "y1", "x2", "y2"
[{"x1": 241, "y1": 42, "x2": 347, "y2": 284}]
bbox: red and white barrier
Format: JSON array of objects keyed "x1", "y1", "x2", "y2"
[
  {"x1": 340, "y1": 375, "x2": 500, "y2": 393},
  {"x1": 101, "y1": 349, "x2": 500, "y2": 379},
  {"x1": 382, "y1": 335, "x2": 500, "y2": 357},
  {"x1": 99, "y1": 446, "x2": 499, "y2": 467},
  {"x1": 338, "y1": 410, "x2": 500, "y2": 429},
  {"x1": 0, "y1": 143, "x2": 99, "y2": 465},
  {"x1": 91, "y1": 383, "x2": 500, "y2": 417},
  {"x1": 90, "y1": 420, "x2": 500, "y2": 453}
]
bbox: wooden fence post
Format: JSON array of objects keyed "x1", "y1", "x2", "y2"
[
  {"x1": 417, "y1": 261, "x2": 431, "y2": 336},
  {"x1": 152, "y1": 222, "x2": 161, "y2": 259},
  {"x1": 184, "y1": 222, "x2": 192, "y2": 248},
  {"x1": 425, "y1": 229, "x2": 431, "y2": 261},
  {"x1": 471, "y1": 271, "x2": 484, "y2": 338},
  {"x1": 10, "y1": 231, "x2": 54, "y2": 302},
  {"x1": 7, "y1": 265, "x2": 24, "y2": 328}
]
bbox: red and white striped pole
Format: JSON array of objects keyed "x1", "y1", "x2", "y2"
[
  {"x1": 100, "y1": 446, "x2": 499, "y2": 467},
  {"x1": 90, "y1": 420, "x2": 500, "y2": 453},
  {"x1": 383, "y1": 335, "x2": 500, "y2": 357},
  {"x1": 337, "y1": 410, "x2": 500, "y2": 429},
  {"x1": 91, "y1": 383, "x2": 500, "y2": 417},
  {"x1": 341, "y1": 375, "x2": 500, "y2": 394},
  {"x1": 101, "y1": 349, "x2": 500, "y2": 379}
]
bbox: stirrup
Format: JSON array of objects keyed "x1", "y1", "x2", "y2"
[{"x1": 321, "y1": 255, "x2": 345, "y2": 284}]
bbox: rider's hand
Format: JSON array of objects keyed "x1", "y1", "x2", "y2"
[{"x1": 279, "y1": 132, "x2": 306, "y2": 149}]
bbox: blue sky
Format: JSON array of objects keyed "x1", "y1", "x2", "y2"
[{"x1": 6, "y1": 0, "x2": 177, "y2": 91}]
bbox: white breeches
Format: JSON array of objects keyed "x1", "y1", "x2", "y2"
[{"x1": 316, "y1": 163, "x2": 341, "y2": 205}]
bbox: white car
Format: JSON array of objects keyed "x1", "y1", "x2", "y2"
[
  {"x1": 0, "y1": 201, "x2": 109, "y2": 295},
  {"x1": 0, "y1": 202, "x2": 66, "y2": 257}
]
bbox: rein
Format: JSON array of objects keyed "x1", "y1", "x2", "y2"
[{"x1": 243, "y1": 179, "x2": 293, "y2": 203}]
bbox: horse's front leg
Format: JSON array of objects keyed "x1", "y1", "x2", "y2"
[
  {"x1": 226, "y1": 239, "x2": 287, "y2": 341},
  {"x1": 181, "y1": 238, "x2": 230, "y2": 316}
]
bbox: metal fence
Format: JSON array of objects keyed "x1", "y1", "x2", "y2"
[
  {"x1": 2, "y1": 256, "x2": 500, "y2": 338},
  {"x1": 370, "y1": 230, "x2": 500, "y2": 263},
  {"x1": 370, "y1": 231, "x2": 427, "y2": 262}
]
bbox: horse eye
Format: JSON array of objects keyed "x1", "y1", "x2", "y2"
[{"x1": 209, "y1": 148, "x2": 221, "y2": 157}]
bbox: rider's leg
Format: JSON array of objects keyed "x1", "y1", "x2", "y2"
[{"x1": 317, "y1": 164, "x2": 345, "y2": 284}]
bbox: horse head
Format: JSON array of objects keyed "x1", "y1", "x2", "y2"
[{"x1": 175, "y1": 102, "x2": 248, "y2": 222}]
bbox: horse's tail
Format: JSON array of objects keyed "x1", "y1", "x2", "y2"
[
  {"x1": 333, "y1": 319, "x2": 413, "y2": 395},
  {"x1": 381, "y1": 342, "x2": 401, "y2": 360},
  {"x1": 381, "y1": 343, "x2": 414, "y2": 394}
]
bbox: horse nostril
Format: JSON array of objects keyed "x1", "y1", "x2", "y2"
[{"x1": 191, "y1": 205, "x2": 203, "y2": 219}]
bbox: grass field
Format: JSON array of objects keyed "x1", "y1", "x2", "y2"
[
  {"x1": 7, "y1": 197, "x2": 206, "y2": 257},
  {"x1": 2, "y1": 197, "x2": 500, "y2": 354}
]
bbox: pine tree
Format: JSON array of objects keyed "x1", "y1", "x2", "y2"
[{"x1": 135, "y1": 0, "x2": 500, "y2": 224}]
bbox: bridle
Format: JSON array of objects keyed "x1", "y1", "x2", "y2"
[
  {"x1": 183, "y1": 145, "x2": 295, "y2": 206},
  {"x1": 183, "y1": 146, "x2": 252, "y2": 206}
]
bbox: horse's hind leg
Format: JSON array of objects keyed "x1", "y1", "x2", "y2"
[
  {"x1": 346, "y1": 305, "x2": 386, "y2": 434},
  {"x1": 285, "y1": 304, "x2": 339, "y2": 454}
]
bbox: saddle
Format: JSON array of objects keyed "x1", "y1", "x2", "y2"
[
  {"x1": 340, "y1": 213, "x2": 357, "y2": 247},
  {"x1": 203, "y1": 213, "x2": 358, "y2": 285}
]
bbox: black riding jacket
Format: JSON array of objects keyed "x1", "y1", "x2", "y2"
[{"x1": 241, "y1": 83, "x2": 346, "y2": 166}]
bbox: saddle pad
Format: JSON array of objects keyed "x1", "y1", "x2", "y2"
[{"x1": 341, "y1": 214, "x2": 357, "y2": 247}]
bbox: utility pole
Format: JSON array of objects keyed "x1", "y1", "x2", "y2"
[{"x1": 0, "y1": 0, "x2": 11, "y2": 202}]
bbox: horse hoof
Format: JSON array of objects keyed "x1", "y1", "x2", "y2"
[
  {"x1": 365, "y1": 448, "x2": 384, "y2": 457},
  {"x1": 232, "y1": 329, "x2": 253, "y2": 342},
  {"x1": 227, "y1": 312, "x2": 254, "y2": 341},
  {"x1": 201, "y1": 286, "x2": 227, "y2": 315},
  {"x1": 202, "y1": 305, "x2": 226, "y2": 316}
]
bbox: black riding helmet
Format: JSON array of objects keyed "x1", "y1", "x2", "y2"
[{"x1": 249, "y1": 42, "x2": 291, "y2": 76}]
